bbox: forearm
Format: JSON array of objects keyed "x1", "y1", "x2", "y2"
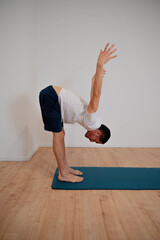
[
  {"x1": 93, "y1": 64, "x2": 103, "y2": 96},
  {"x1": 90, "y1": 74, "x2": 95, "y2": 98}
]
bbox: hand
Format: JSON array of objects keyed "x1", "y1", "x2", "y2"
[{"x1": 97, "y1": 42, "x2": 118, "y2": 67}]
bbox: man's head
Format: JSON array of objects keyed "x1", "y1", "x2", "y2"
[{"x1": 85, "y1": 124, "x2": 111, "y2": 144}]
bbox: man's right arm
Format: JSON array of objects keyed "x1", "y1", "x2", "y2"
[
  {"x1": 93, "y1": 42, "x2": 117, "y2": 96},
  {"x1": 88, "y1": 42, "x2": 117, "y2": 113},
  {"x1": 88, "y1": 64, "x2": 104, "y2": 114},
  {"x1": 93, "y1": 64, "x2": 104, "y2": 96},
  {"x1": 90, "y1": 67, "x2": 106, "y2": 98}
]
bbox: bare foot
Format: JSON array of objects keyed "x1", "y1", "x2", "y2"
[
  {"x1": 67, "y1": 167, "x2": 83, "y2": 176},
  {"x1": 58, "y1": 172, "x2": 83, "y2": 183}
]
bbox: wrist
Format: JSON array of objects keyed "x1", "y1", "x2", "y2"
[{"x1": 97, "y1": 62, "x2": 103, "y2": 68}]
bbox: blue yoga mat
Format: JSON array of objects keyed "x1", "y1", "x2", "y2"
[{"x1": 51, "y1": 167, "x2": 160, "y2": 190}]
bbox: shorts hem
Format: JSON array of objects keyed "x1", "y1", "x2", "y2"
[{"x1": 44, "y1": 126, "x2": 63, "y2": 132}]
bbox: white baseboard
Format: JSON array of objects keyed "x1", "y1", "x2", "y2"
[
  {"x1": 0, "y1": 144, "x2": 159, "y2": 161},
  {"x1": 38, "y1": 144, "x2": 160, "y2": 148},
  {"x1": 36, "y1": 144, "x2": 160, "y2": 148}
]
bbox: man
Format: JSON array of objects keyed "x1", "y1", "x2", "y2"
[{"x1": 39, "y1": 42, "x2": 117, "y2": 183}]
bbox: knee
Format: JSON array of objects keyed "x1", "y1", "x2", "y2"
[{"x1": 53, "y1": 129, "x2": 65, "y2": 139}]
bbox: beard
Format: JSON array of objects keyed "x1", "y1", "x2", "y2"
[{"x1": 85, "y1": 131, "x2": 92, "y2": 138}]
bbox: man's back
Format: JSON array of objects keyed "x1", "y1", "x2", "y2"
[
  {"x1": 53, "y1": 85, "x2": 62, "y2": 96},
  {"x1": 58, "y1": 87, "x2": 101, "y2": 130}
]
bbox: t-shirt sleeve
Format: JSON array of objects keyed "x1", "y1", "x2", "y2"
[{"x1": 84, "y1": 109, "x2": 101, "y2": 130}]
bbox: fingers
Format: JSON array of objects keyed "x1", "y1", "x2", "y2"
[
  {"x1": 109, "y1": 54, "x2": 118, "y2": 59},
  {"x1": 103, "y1": 68, "x2": 106, "y2": 75},
  {"x1": 109, "y1": 48, "x2": 117, "y2": 55},
  {"x1": 104, "y1": 42, "x2": 110, "y2": 52},
  {"x1": 99, "y1": 42, "x2": 118, "y2": 64},
  {"x1": 108, "y1": 44, "x2": 115, "y2": 52},
  {"x1": 104, "y1": 43, "x2": 117, "y2": 55},
  {"x1": 105, "y1": 44, "x2": 115, "y2": 54}
]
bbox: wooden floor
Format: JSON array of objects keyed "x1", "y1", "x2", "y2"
[{"x1": 0, "y1": 147, "x2": 160, "y2": 240}]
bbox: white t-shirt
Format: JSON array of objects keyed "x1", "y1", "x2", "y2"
[{"x1": 58, "y1": 88, "x2": 101, "y2": 131}]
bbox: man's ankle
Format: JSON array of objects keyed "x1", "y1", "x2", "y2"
[{"x1": 59, "y1": 167, "x2": 69, "y2": 177}]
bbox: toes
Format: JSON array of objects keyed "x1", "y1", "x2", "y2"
[
  {"x1": 74, "y1": 169, "x2": 83, "y2": 175},
  {"x1": 72, "y1": 170, "x2": 83, "y2": 175},
  {"x1": 68, "y1": 168, "x2": 83, "y2": 175},
  {"x1": 77, "y1": 170, "x2": 83, "y2": 175}
]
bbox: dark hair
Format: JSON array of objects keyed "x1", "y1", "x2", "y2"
[{"x1": 98, "y1": 124, "x2": 111, "y2": 144}]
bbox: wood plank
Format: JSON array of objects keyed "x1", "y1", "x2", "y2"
[{"x1": 0, "y1": 147, "x2": 160, "y2": 240}]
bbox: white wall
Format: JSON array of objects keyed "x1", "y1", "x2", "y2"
[
  {"x1": 0, "y1": 0, "x2": 30, "y2": 160},
  {"x1": 0, "y1": 0, "x2": 160, "y2": 161}
]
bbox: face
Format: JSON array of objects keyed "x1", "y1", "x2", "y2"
[{"x1": 85, "y1": 130, "x2": 102, "y2": 144}]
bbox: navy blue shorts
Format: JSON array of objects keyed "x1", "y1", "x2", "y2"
[{"x1": 39, "y1": 85, "x2": 63, "y2": 132}]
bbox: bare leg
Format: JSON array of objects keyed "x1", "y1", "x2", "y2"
[
  {"x1": 58, "y1": 129, "x2": 83, "y2": 175},
  {"x1": 52, "y1": 131, "x2": 83, "y2": 182}
]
